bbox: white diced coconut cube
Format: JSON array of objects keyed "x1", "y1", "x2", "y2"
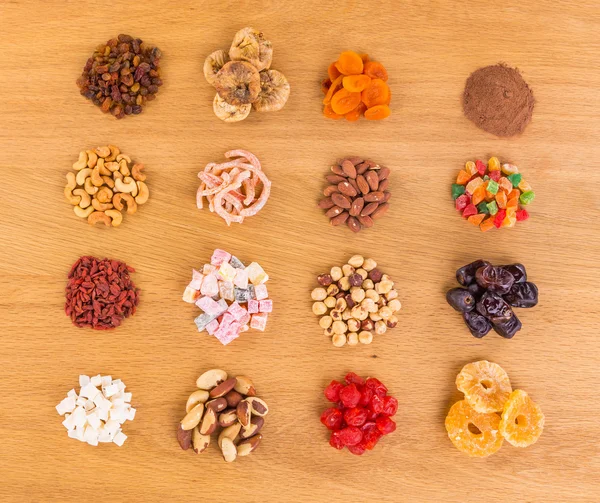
[
  {"x1": 113, "y1": 431, "x2": 127, "y2": 447},
  {"x1": 111, "y1": 398, "x2": 125, "y2": 407},
  {"x1": 126, "y1": 408, "x2": 136, "y2": 421},
  {"x1": 80, "y1": 383, "x2": 100, "y2": 399},
  {"x1": 103, "y1": 384, "x2": 118, "y2": 397},
  {"x1": 122, "y1": 392, "x2": 132, "y2": 402},
  {"x1": 84, "y1": 399, "x2": 95, "y2": 411},
  {"x1": 76, "y1": 397, "x2": 86, "y2": 406},
  {"x1": 90, "y1": 374, "x2": 102, "y2": 386},
  {"x1": 101, "y1": 375, "x2": 112, "y2": 386},
  {"x1": 104, "y1": 420, "x2": 120, "y2": 436},
  {"x1": 72, "y1": 407, "x2": 87, "y2": 429},
  {"x1": 67, "y1": 429, "x2": 79, "y2": 440},
  {"x1": 87, "y1": 412, "x2": 102, "y2": 430},
  {"x1": 62, "y1": 414, "x2": 76, "y2": 431},
  {"x1": 110, "y1": 392, "x2": 124, "y2": 401},
  {"x1": 67, "y1": 389, "x2": 77, "y2": 399},
  {"x1": 97, "y1": 408, "x2": 109, "y2": 422},
  {"x1": 79, "y1": 375, "x2": 90, "y2": 387}
]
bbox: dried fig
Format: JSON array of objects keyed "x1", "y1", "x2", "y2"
[
  {"x1": 213, "y1": 94, "x2": 251, "y2": 122},
  {"x1": 204, "y1": 49, "x2": 229, "y2": 86},
  {"x1": 229, "y1": 27, "x2": 273, "y2": 72},
  {"x1": 214, "y1": 61, "x2": 260, "y2": 106},
  {"x1": 253, "y1": 70, "x2": 290, "y2": 112}
]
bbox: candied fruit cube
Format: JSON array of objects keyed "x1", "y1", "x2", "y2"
[
  {"x1": 259, "y1": 300, "x2": 273, "y2": 313},
  {"x1": 210, "y1": 249, "x2": 231, "y2": 266},
  {"x1": 520, "y1": 191, "x2": 535, "y2": 205},
  {"x1": 487, "y1": 157, "x2": 500, "y2": 171},
  {"x1": 462, "y1": 204, "x2": 478, "y2": 218},
  {"x1": 475, "y1": 160, "x2": 487, "y2": 175},
  {"x1": 456, "y1": 170, "x2": 471, "y2": 185},
  {"x1": 254, "y1": 283, "x2": 268, "y2": 300},
  {"x1": 455, "y1": 194, "x2": 470, "y2": 211},
  {"x1": 248, "y1": 299, "x2": 259, "y2": 314},
  {"x1": 250, "y1": 313, "x2": 268, "y2": 331},
  {"x1": 466, "y1": 177, "x2": 484, "y2": 195},
  {"x1": 452, "y1": 183, "x2": 466, "y2": 200},
  {"x1": 246, "y1": 262, "x2": 269, "y2": 285},
  {"x1": 486, "y1": 201, "x2": 498, "y2": 216}
]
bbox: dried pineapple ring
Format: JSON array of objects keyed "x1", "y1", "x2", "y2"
[
  {"x1": 445, "y1": 400, "x2": 503, "y2": 457},
  {"x1": 500, "y1": 390, "x2": 544, "y2": 447},
  {"x1": 456, "y1": 360, "x2": 512, "y2": 413}
]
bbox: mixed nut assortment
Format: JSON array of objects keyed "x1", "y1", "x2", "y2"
[
  {"x1": 447, "y1": 260, "x2": 538, "y2": 339},
  {"x1": 318, "y1": 157, "x2": 391, "y2": 232},
  {"x1": 76, "y1": 34, "x2": 162, "y2": 118},
  {"x1": 204, "y1": 27, "x2": 290, "y2": 122},
  {"x1": 446, "y1": 361, "x2": 544, "y2": 457},
  {"x1": 311, "y1": 255, "x2": 401, "y2": 347},
  {"x1": 177, "y1": 370, "x2": 268, "y2": 462},
  {"x1": 65, "y1": 145, "x2": 149, "y2": 227}
]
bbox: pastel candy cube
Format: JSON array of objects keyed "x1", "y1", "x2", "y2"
[
  {"x1": 259, "y1": 300, "x2": 273, "y2": 313},
  {"x1": 200, "y1": 274, "x2": 219, "y2": 297},
  {"x1": 194, "y1": 313, "x2": 216, "y2": 332},
  {"x1": 230, "y1": 255, "x2": 245, "y2": 269},
  {"x1": 214, "y1": 321, "x2": 241, "y2": 346},
  {"x1": 246, "y1": 262, "x2": 269, "y2": 285},
  {"x1": 233, "y1": 268, "x2": 249, "y2": 289},
  {"x1": 218, "y1": 262, "x2": 237, "y2": 282},
  {"x1": 254, "y1": 284, "x2": 268, "y2": 301},
  {"x1": 216, "y1": 298, "x2": 228, "y2": 313},
  {"x1": 205, "y1": 319, "x2": 219, "y2": 335},
  {"x1": 239, "y1": 310, "x2": 250, "y2": 325},
  {"x1": 250, "y1": 313, "x2": 268, "y2": 331},
  {"x1": 234, "y1": 285, "x2": 255, "y2": 303},
  {"x1": 203, "y1": 264, "x2": 217, "y2": 275},
  {"x1": 196, "y1": 296, "x2": 225, "y2": 316},
  {"x1": 227, "y1": 301, "x2": 248, "y2": 321},
  {"x1": 190, "y1": 269, "x2": 204, "y2": 288},
  {"x1": 211, "y1": 249, "x2": 232, "y2": 267},
  {"x1": 182, "y1": 286, "x2": 200, "y2": 304},
  {"x1": 219, "y1": 281, "x2": 234, "y2": 301},
  {"x1": 248, "y1": 299, "x2": 259, "y2": 314},
  {"x1": 221, "y1": 312, "x2": 236, "y2": 327}
]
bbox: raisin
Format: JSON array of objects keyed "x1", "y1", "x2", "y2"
[
  {"x1": 456, "y1": 260, "x2": 490, "y2": 286},
  {"x1": 476, "y1": 292, "x2": 513, "y2": 323},
  {"x1": 463, "y1": 311, "x2": 492, "y2": 338},
  {"x1": 376, "y1": 416, "x2": 397, "y2": 435},
  {"x1": 492, "y1": 312, "x2": 522, "y2": 339},
  {"x1": 339, "y1": 383, "x2": 361, "y2": 408},
  {"x1": 324, "y1": 380, "x2": 344, "y2": 402},
  {"x1": 446, "y1": 288, "x2": 476, "y2": 313},
  {"x1": 320, "y1": 407, "x2": 344, "y2": 430},
  {"x1": 503, "y1": 282, "x2": 538, "y2": 308},
  {"x1": 475, "y1": 264, "x2": 515, "y2": 295}
]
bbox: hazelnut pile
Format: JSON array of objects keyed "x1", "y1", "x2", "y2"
[
  {"x1": 311, "y1": 255, "x2": 401, "y2": 347},
  {"x1": 203, "y1": 27, "x2": 290, "y2": 122}
]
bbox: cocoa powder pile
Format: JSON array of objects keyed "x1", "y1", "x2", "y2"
[{"x1": 462, "y1": 64, "x2": 535, "y2": 137}]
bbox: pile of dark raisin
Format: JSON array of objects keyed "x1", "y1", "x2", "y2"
[{"x1": 446, "y1": 260, "x2": 538, "y2": 339}]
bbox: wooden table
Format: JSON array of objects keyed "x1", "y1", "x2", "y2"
[{"x1": 1, "y1": 0, "x2": 598, "y2": 501}]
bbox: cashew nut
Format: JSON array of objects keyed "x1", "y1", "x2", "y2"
[
  {"x1": 119, "y1": 159, "x2": 131, "y2": 176},
  {"x1": 114, "y1": 177, "x2": 137, "y2": 194},
  {"x1": 92, "y1": 198, "x2": 113, "y2": 211},
  {"x1": 97, "y1": 158, "x2": 111, "y2": 176},
  {"x1": 73, "y1": 189, "x2": 91, "y2": 208},
  {"x1": 112, "y1": 170, "x2": 124, "y2": 181},
  {"x1": 113, "y1": 193, "x2": 137, "y2": 214},
  {"x1": 116, "y1": 154, "x2": 131, "y2": 163},
  {"x1": 84, "y1": 177, "x2": 99, "y2": 195},
  {"x1": 74, "y1": 205, "x2": 94, "y2": 218},
  {"x1": 105, "y1": 144, "x2": 120, "y2": 162},
  {"x1": 105, "y1": 209, "x2": 123, "y2": 227},
  {"x1": 135, "y1": 181, "x2": 149, "y2": 205},
  {"x1": 91, "y1": 165, "x2": 104, "y2": 187},
  {"x1": 86, "y1": 150, "x2": 98, "y2": 168},
  {"x1": 131, "y1": 163, "x2": 146, "y2": 182},
  {"x1": 88, "y1": 211, "x2": 112, "y2": 226},
  {"x1": 96, "y1": 186, "x2": 114, "y2": 203},
  {"x1": 94, "y1": 146, "x2": 111, "y2": 158},
  {"x1": 102, "y1": 175, "x2": 115, "y2": 188},
  {"x1": 105, "y1": 161, "x2": 120, "y2": 172},
  {"x1": 72, "y1": 151, "x2": 88, "y2": 170},
  {"x1": 64, "y1": 173, "x2": 81, "y2": 205},
  {"x1": 76, "y1": 168, "x2": 92, "y2": 186}
]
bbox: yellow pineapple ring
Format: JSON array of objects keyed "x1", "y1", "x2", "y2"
[
  {"x1": 456, "y1": 360, "x2": 512, "y2": 413},
  {"x1": 500, "y1": 390, "x2": 545, "y2": 447},
  {"x1": 445, "y1": 400, "x2": 503, "y2": 457}
]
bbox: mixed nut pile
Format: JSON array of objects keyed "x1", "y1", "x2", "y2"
[
  {"x1": 65, "y1": 145, "x2": 149, "y2": 227},
  {"x1": 76, "y1": 34, "x2": 162, "y2": 118},
  {"x1": 311, "y1": 255, "x2": 401, "y2": 347},
  {"x1": 204, "y1": 27, "x2": 290, "y2": 122},
  {"x1": 318, "y1": 157, "x2": 391, "y2": 232},
  {"x1": 177, "y1": 370, "x2": 268, "y2": 462}
]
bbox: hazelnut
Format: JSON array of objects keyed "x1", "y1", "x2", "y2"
[
  {"x1": 344, "y1": 294, "x2": 355, "y2": 308},
  {"x1": 319, "y1": 316, "x2": 333, "y2": 329},
  {"x1": 312, "y1": 302, "x2": 327, "y2": 315},
  {"x1": 311, "y1": 287, "x2": 327, "y2": 301},
  {"x1": 386, "y1": 289, "x2": 399, "y2": 300},
  {"x1": 342, "y1": 264, "x2": 355, "y2": 277},
  {"x1": 363, "y1": 258, "x2": 377, "y2": 271},
  {"x1": 376, "y1": 280, "x2": 394, "y2": 295},
  {"x1": 338, "y1": 277, "x2": 351, "y2": 291},
  {"x1": 332, "y1": 333, "x2": 347, "y2": 347},
  {"x1": 379, "y1": 306, "x2": 393, "y2": 319},
  {"x1": 361, "y1": 319, "x2": 374, "y2": 331},
  {"x1": 335, "y1": 297, "x2": 347, "y2": 312},
  {"x1": 351, "y1": 288, "x2": 366, "y2": 303},
  {"x1": 347, "y1": 332, "x2": 359, "y2": 345},
  {"x1": 324, "y1": 296, "x2": 336, "y2": 308},
  {"x1": 332, "y1": 320, "x2": 347, "y2": 334},
  {"x1": 388, "y1": 299, "x2": 402, "y2": 312},
  {"x1": 365, "y1": 289, "x2": 379, "y2": 302},
  {"x1": 347, "y1": 319, "x2": 360, "y2": 332},
  {"x1": 358, "y1": 331, "x2": 373, "y2": 344},
  {"x1": 342, "y1": 308, "x2": 353, "y2": 321},
  {"x1": 323, "y1": 327, "x2": 333, "y2": 336},
  {"x1": 368, "y1": 269, "x2": 383, "y2": 282},
  {"x1": 348, "y1": 255, "x2": 365, "y2": 268},
  {"x1": 362, "y1": 279, "x2": 374, "y2": 290},
  {"x1": 317, "y1": 273, "x2": 333, "y2": 286},
  {"x1": 386, "y1": 315, "x2": 398, "y2": 328},
  {"x1": 375, "y1": 320, "x2": 387, "y2": 335},
  {"x1": 356, "y1": 268, "x2": 368, "y2": 280},
  {"x1": 331, "y1": 310, "x2": 342, "y2": 320},
  {"x1": 327, "y1": 284, "x2": 340, "y2": 296},
  {"x1": 369, "y1": 311, "x2": 383, "y2": 321},
  {"x1": 330, "y1": 266, "x2": 343, "y2": 282},
  {"x1": 349, "y1": 273, "x2": 363, "y2": 287}
]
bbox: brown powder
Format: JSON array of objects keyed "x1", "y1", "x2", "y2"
[{"x1": 462, "y1": 64, "x2": 535, "y2": 137}]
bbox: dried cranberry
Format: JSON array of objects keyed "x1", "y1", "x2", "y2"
[
  {"x1": 324, "y1": 380, "x2": 344, "y2": 402},
  {"x1": 347, "y1": 443, "x2": 366, "y2": 456},
  {"x1": 344, "y1": 407, "x2": 368, "y2": 427},
  {"x1": 376, "y1": 416, "x2": 397, "y2": 435},
  {"x1": 365, "y1": 377, "x2": 387, "y2": 397},
  {"x1": 361, "y1": 422, "x2": 382, "y2": 450},
  {"x1": 320, "y1": 407, "x2": 343, "y2": 430},
  {"x1": 345, "y1": 372, "x2": 366, "y2": 386},
  {"x1": 329, "y1": 431, "x2": 344, "y2": 450},
  {"x1": 337, "y1": 426, "x2": 363, "y2": 446},
  {"x1": 339, "y1": 383, "x2": 361, "y2": 408},
  {"x1": 370, "y1": 394, "x2": 385, "y2": 415},
  {"x1": 381, "y1": 396, "x2": 398, "y2": 416}
]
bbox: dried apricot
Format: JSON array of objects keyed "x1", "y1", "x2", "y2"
[
  {"x1": 335, "y1": 51, "x2": 364, "y2": 76},
  {"x1": 456, "y1": 360, "x2": 512, "y2": 413},
  {"x1": 363, "y1": 61, "x2": 389, "y2": 82},
  {"x1": 330, "y1": 89, "x2": 362, "y2": 115},
  {"x1": 361, "y1": 79, "x2": 390, "y2": 108},
  {"x1": 359, "y1": 53, "x2": 370, "y2": 64},
  {"x1": 343, "y1": 75, "x2": 371, "y2": 93},
  {"x1": 345, "y1": 102, "x2": 367, "y2": 122},
  {"x1": 323, "y1": 103, "x2": 343, "y2": 120},
  {"x1": 364, "y1": 105, "x2": 390, "y2": 121},
  {"x1": 445, "y1": 400, "x2": 503, "y2": 457},
  {"x1": 499, "y1": 390, "x2": 544, "y2": 447},
  {"x1": 321, "y1": 78, "x2": 332, "y2": 95},
  {"x1": 328, "y1": 62, "x2": 341, "y2": 81},
  {"x1": 323, "y1": 75, "x2": 343, "y2": 105}
]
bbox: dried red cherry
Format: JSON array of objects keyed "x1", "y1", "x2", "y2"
[
  {"x1": 324, "y1": 380, "x2": 344, "y2": 402},
  {"x1": 338, "y1": 426, "x2": 363, "y2": 446},
  {"x1": 370, "y1": 394, "x2": 385, "y2": 415},
  {"x1": 320, "y1": 407, "x2": 343, "y2": 430},
  {"x1": 475, "y1": 264, "x2": 515, "y2": 295},
  {"x1": 446, "y1": 288, "x2": 476, "y2": 313},
  {"x1": 344, "y1": 407, "x2": 368, "y2": 427},
  {"x1": 329, "y1": 431, "x2": 344, "y2": 450},
  {"x1": 365, "y1": 377, "x2": 387, "y2": 397},
  {"x1": 361, "y1": 422, "x2": 382, "y2": 450},
  {"x1": 359, "y1": 386, "x2": 373, "y2": 407},
  {"x1": 376, "y1": 416, "x2": 397, "y2": 435},
  {"x1": 339, "y1": 383, "x2": 361, "y2": 408},
  {"x1": 347, "y1": 443, "x2": 366, "y2": 456},
  {"x1": 382, "y1": 396, "x2": 398, "y2": 416},
  {"x1": 345, "y1": 372, "x2": 366, "y2": 386}
]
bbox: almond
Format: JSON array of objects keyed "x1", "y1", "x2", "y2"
[
  {"x1": 349, "y1": 197, "x2": 364, "y2": 217},
  {"x1": 356, "y1": 175, "x2": 370, "y2": 195},
  {"x1": 357, "y1": 214, "x2": 374, "y2": 228},
  {"x1": 360, "y1": 202, "x2": 379, "y2": 216},
  {"x1": 338, "y1": 181, "x2": 357, "y2": 197},
  {"x1": 341, "y1": 160, "x2": 357, "y2": 178},
  {"x1": 379, "y1": 179, "x2": 390, "y2": 192},
  {"x1": 323, "y1": 185, "x2": 339, "y2": 197},
  {"x1": 330, "y1": 211, "x2": 349, "y2": 226},
  {"x1": 331, "y1": 164, "x2": 347, "y2": 177},
  {"x1": 364, "y1": 191, "x2": 385, "y2": 203},
  {"x1": 371, "y1": 202, "x2": 390, "y2": 219},
  {"x1": 378, "y1": 166, "x2": 390, "y2": 180},
  {"x1": 356, "y1": 162, "x2": 370, "y2": 175},
  {"x1": 325, "y1": 206, "x2": 343, "y2": 218},
  {"x1": 347, "y1": 216, "x2": 361, "y2": 233},
  {"x1": 326, "y1": 174, "x2": 346, "y2": 184},
  {"x1": 365, "y1": 171, "x2": 379, "y2": 191},
  {"x1": 331, "y1": 193, "x2": 351, "y2": 209},
  {"x1": 318, "y1": 197, "x2": 335, "y2": 209},
  {"x1": 346, "y1": 156, "x2": 363, "y2": 166}
]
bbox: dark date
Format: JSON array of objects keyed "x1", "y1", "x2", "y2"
[
  {"x1": 504, "y1": 282, "x2": 538, "y2": 308},
  {"x1": 492, "y1": 312, "x2": 522, "y2": 339},
  {"x1": 500, "y1": 263, "x2": 527, "y2": 283},
  {"x1": 476, "y1": 292, "x2": 513, "y2": 323},
  {"x1": 456, "y1": 260, "x2": 490, "y2": 286},
  {"x1": 446, "y1": 288, "x2": 476, "y2": 313},
  {"x1": 475, "y1": 264, "x2": 515, "y2": 295},
  {"x1": 463, "y1": 311, "x2": 492, "y2": 338}
]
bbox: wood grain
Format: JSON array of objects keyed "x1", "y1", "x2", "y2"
[{"x1": 0, "y1": 0, "x2": 599, "y2": 501}]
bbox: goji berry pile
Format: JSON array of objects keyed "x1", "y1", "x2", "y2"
[
  {"x1": 321, "y1": 373, "x2": 397, "y2": 455},
  {"x1": 65, "y1": 256, "x2": 139, "y2": 330}
]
